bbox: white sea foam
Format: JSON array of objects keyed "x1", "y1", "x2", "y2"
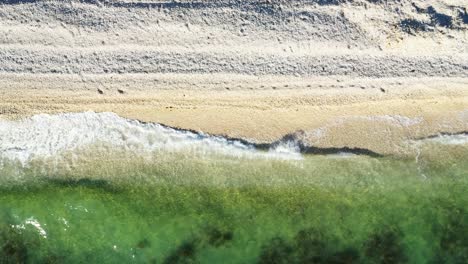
[
  {"x1": 0, "y1": 112, "x2": 302, "y2": 165},
  {"x1": 418, "y1": 134, "x2": 468, "y2": 145},
  {"x1": 326, "y1": 152, "x2": 357, "y2": 159},
  {"x1": 11, "y1": 217, "x2": 48, "y2": 239}
]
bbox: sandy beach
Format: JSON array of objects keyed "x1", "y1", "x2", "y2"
[
  {"x1": 1, "y1": 73, "x2": 467, "y2": 155},
  {"x1": 1, "y1": 0, "x2": 467, "y2": 157},
  {"x1": 1, "y1": 0, "x2": 467, "y2": 156}
]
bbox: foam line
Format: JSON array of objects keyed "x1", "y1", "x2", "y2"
[{"x1": 0, "y1": 112, "x2": 302, "y2": 165}]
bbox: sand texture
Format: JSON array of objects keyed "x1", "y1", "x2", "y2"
[{"x1": 0, "y1": 0, "x2": 467, "y2": 155}]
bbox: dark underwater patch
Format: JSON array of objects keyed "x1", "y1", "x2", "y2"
[
  {"x1": 258, "y1": 237, "x2": 295, "y2": 264},
  {"x1": 0, "y1": 227, "x2": 28, "y2": 264},
  {"x1": 258, "y1": 228, "x2": 360, "y2": 264},
  {"x1": 0, "y1": 216, "x2": 29, "y2": 264},
  {"x1": 206, "y1": 228, "x2": 233, "y2": 247},
  {"x1": 294, "y1": 229, "x2": 329, "y2": 263},
  {"x1": 364, "y1": 228, "x2": 407, "y2": 264},
  {"x1": 328, "y1": 248, "x2": 360, "y2": 264},
  {"x1": 163, "y1": 240, "x2": 198, "y2": 264},
  {"x1": 137, "y1": 238, "x2": 151, "y2": 249},
  {"x1": 0, "y1": 211, "x2": 71, "y2": 263},
  {"x1": 146, "y1": 226, "x2": 235, "y2": 263},
  {"x1": 434, "y1": 205, "x2": 468, "y2": 263}
]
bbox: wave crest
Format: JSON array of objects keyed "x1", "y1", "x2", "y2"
[{"x1": 0, "y1": 112, "x2": 302, "y2": 165}]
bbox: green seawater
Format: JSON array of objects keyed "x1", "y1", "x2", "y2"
[{"x1": 0, "y1": 143, "x2": 467, "y2": 263}]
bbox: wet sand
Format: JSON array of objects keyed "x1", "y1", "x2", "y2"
[{"x1": 1, "y1": 74, "x2": 467, "y2": 155}]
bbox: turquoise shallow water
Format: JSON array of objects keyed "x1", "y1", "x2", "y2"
[{"x1": 0, "y1": 141, "x2": 467, "y2": 264}]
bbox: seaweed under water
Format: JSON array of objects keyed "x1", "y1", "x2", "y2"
[
  {"x1": 0, "y1": 143, "x2": 466, "y2": 263},
  {"x1": 0, "y1": 114, "x2": 467, "y2": 263}
]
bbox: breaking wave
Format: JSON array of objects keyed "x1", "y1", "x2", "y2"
[
  {"x1": 416, "y1": 133, "x2": 468, "y2": 145},
  {"x1": 0, "y1": 112, "x2": 302, "y2": 166}
]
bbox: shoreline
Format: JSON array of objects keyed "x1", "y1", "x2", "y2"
[
  {"x1": 2, "y1": 74, "x2": 467, "y2": 156},
  {"x1": 0, "y1": 0, "x2": 467, "y2": 156}
]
